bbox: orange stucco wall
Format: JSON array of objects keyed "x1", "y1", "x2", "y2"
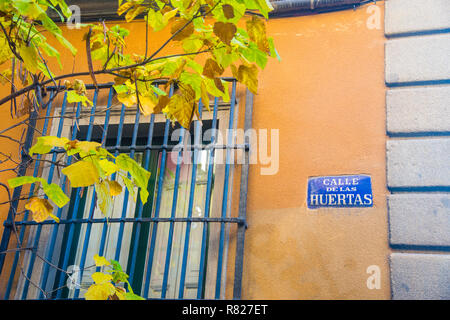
[
  {"x1": 226, "y1": 2, "x2": 389, "y2": 299},
  {"x1": 0, "y1": 1, "x2": 388, "y2": 299}
]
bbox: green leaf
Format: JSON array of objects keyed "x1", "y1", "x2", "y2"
[
  {"x1": 240, "y1": 43, "x2": 268, "y2": 69},
  {"x1": 29, "y1": 136, "x2": 70, "y2": 156},
  {"x1": 113, "y1": 84, "x2": 129, "y2": 94},
  {"x1": 42, "y1": 183, "x2": 69, "y2": 208},
  {"x1": 150, "y1": 85, "x2": 167, "y2": 96},
  {"x1": 214, "y1": 46, "x2": 237, "y2": 68},
  {"x1": 8, "y1": 176, "x2": 68, "y2": 208},
  {"x1": 115, "y1": 154, "x2": 150, "y2": 203},
  {"x1": 121, "y1": 175, "x2": 137, "y2": 202},
  {"x1": 268, "y1": 37, "x2": 281, "y2": 61},
  {"x1": 66, "y1": 91, "x2": 93, "y2": 107},
  {"x1": 39, "y1": 13, "x2": 77, "y2": 55},
  {"x1": 110, "y1": 260, "x2": 123, "y2": 272},
  {"x1": 8, "y1": 176, "x2": 46, "y2": 188}
]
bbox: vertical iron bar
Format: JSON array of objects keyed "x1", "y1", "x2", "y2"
[
  {"x1": 3, "y1": 92, "x2": 55, "y2": 299},
  {"x1": 160, "y1": 127, "x2": 184, "y2": 298},
  {"x1": 178, "y1": 101, "x2": 202, "y2": 299},
  {"x1": 128, "y1": 113, "x2": 155, "y2": 285},
  {"x1": 96, "y1": 103, "x2": 127, "y2": 265},
  {"x1": 215, "y1": 81, "x2": 237, "y2": 299},
  {"x1": 114, "y1": 107, "x2": 140, "y2": 261},
  {"x1": 73, "y1": 88, "x2": 113, "y2": 298},
  {"x1": 55, "y1": 93, "x2": 99, "y2": 299},
  {"x1": 142, "y1": 83, "x2": 173, "y2": 298},
  {"x1": 38, "y1": 94, "x2": 84, "y2": 299},
  {"x1": 232, "y1": 89, "x2": 253, "y2": 300},
  {"x1": 197, "y1": 97, "x2": 219, "y2": 299},
  {"x1": 142, "y1": 118, "x2": 170, "y2": 298},
  {"x1": 21, "y1": 91, "x2": 74, "y2": 299}
]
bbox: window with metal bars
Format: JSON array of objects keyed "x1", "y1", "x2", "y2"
[{"x1": 0, "y1": 79, "x2": 252, "y2": 300}]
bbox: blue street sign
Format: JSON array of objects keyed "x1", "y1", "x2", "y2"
[{"x1": 307, "y1": 175, "x2": 373, "y2": 209}]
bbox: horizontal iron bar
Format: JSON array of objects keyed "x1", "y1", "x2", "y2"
[
  {"x1": 45, "y1": 78, "x2": 237, "y2": 91},
  {"x1": 106, "y1": 143, "x2": 250, "y2": 153},
  {"x1": 4, "y1": 217, "x2": 246, "y2": 227},
  {"x1": 46, "y1": 143, "x2": 250, "y2": 154}
]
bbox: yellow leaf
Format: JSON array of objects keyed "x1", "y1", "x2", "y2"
[
  {"x1": 125, "y1": 5, "x2": 146, "y2": 22},
  {"x1": 213, "y1": 22, "x2": 237, "y2": 45},
  {"x1": 237, "y1": 64, "x2": 259, "y2": 94},
  {"x1": 106, "y1": 180, "x2": 123, "y2": 196},
  {"x1": 171, "y1": 18, "x2": 194, "y2": 41},
  {"x1": 114, "y1": 287, "x2": 126, "y2": 300},
  {"x1": 0, "y1": 69, "x2": 12, "y2": 85},
  {"x1": 93, "y1": 254, "x2": 110, "y2": 267},
  {"x1": 202, "y1": 58, "x2": 224, "y2": 79},
  {"x1": 122, "y1": 176, "x2": 137, "y2": 202},
  {"x1": 66, "y1": 141, "x2": 101, "y2": 157},
  {"x1": 117, "y1": 92, "x2": 137, "y2": 108},
  {"x1": 138, "y1": 94, "x2": 157, "y2": 116},
  {"x1": 18, "y1": 45, "x2": 39, "y2": 73},
  {"x1": 166, "y1": 94, "x2": 194, "y2": 129},
  {"x1": 84, "y1": 283, "x2": 116, "y2": 300},
  {"x1": 163, "y1": 8, "x2": 178, "y2": 22},
  {"x1": 117, "y1": 2, "x2": 133, "y2": 16},
  {"x1": 62, "y1": 160, "x2": 100, "y2": 188},
  {"x1": 246, "y1": 16, "x2": 269, "y2": 52},
  {"x1": 222, "y1": 4, "x2": 235, "y2": 19},
  {"x1": 25, "y1": 198, "x2": 59, "y2": 223},
  {"x1": 214, "y1": 77, "x2": 225, "y2": 93},
  {"x1": 154, "y1": 95, "x2": 170, "y2": 114},
  {"x1": 200, "y1": 81, "x2": 210, "y2": 111},
  {"x1": 172, "y1": 59, "x2": 187, "y2": 79},
  {"x1": 95, "y1": 181, "x2": 113, "y2": 215},
  {"x1": 204, "y1": 77, "x2": 230, "y2": 102},
  {"x1": 76, "y1": 141, "x2": 101, "y2": 154},
  {"x1": 99, "y1": 159, "x2": 119, "y2": 176},
  {"x1": 92, "y1": 272, "x2": 113, "y2": 284},
  {"x1": 0, "y1": 36, "x2": 13, "y2": 65}
]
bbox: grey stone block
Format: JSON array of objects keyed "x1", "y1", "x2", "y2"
[
  {"x1": 385, "y1": 34, "x2": 450, "y2": 84},
  {"x1": 388, "y1": 194, "x2": 450, "y2": 247},
  {"x1": 390, "y1": 253, "x2": 450, "y2": 299},
  {"x1": 385, "y1": 0, "x2": 450, "y2": 36},
  {"x1": 387, "y1": 86, "x2": 450, "y2": 134},
  {"x1": 386, "y1": 138, "x2": 450, "y2": 188}
]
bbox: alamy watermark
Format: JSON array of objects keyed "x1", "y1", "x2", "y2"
[
  {"x1": 66, "y1": 264, "x2": 81, "y2": 290},
  {"x1": 168, "y1": 128, "x2": 280, "y2": 176},
  {"x1": 366, "y1": 4, "x2": 381, "y2": 30},
  {"x1": 66, "y1": 5, "x2": 82, "y2": 29},
  {"x1": 366, "y1": 265, "x2": 381, "y2": 290}
]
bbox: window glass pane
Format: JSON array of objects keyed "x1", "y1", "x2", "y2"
[
  {"x1": 146, "y1": 149, "x2": 212, "y2": 298},
  {"x1": 65, "y1": 153, "x2": 143, "y2": 298}
]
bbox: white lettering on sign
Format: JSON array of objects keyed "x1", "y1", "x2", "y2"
[{"x1": 307, "y1": 175, "x2": 373, "y2": 209}]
